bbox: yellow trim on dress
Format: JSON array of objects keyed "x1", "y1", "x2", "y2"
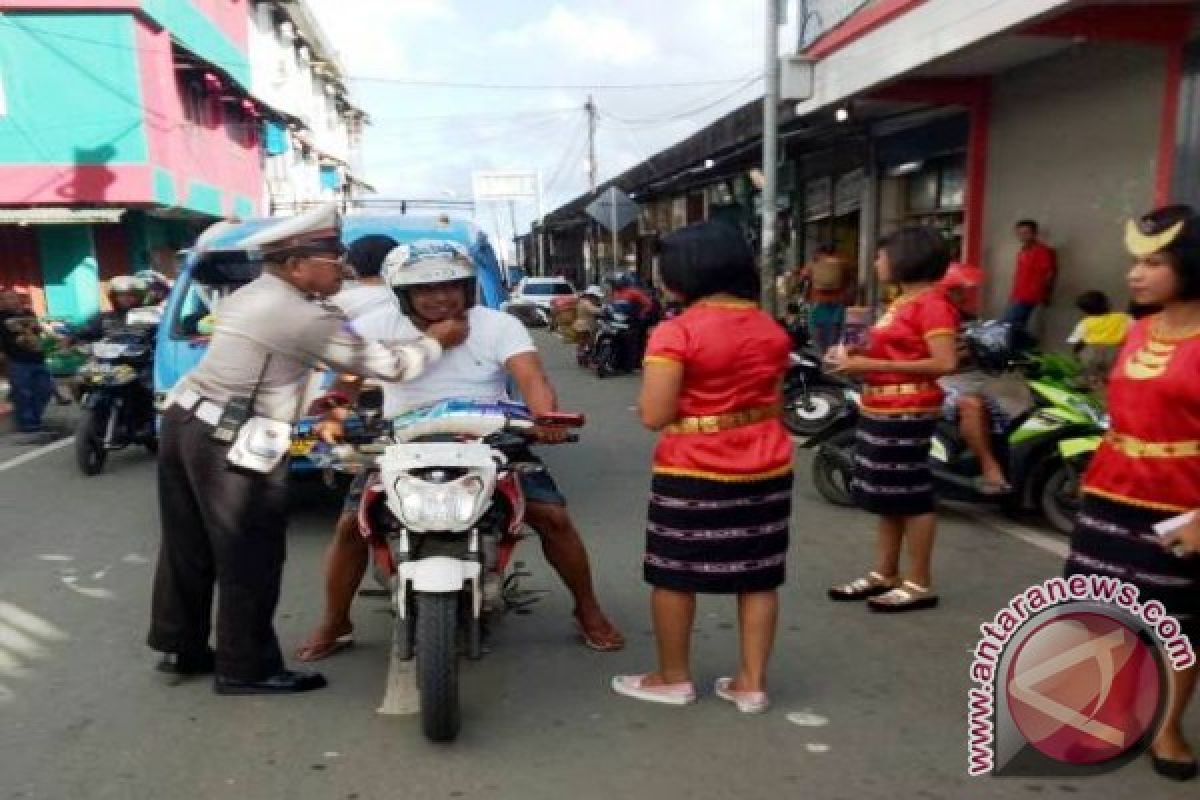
[
  {"x1": 923, "y1": 328, "x2": 956, "y2": 339},
  {"x1": 694, "y1": 298, "x2": 758, "y2": 310},
  {"x1": 652, "y1": 464, "x2": 794, "y2": 483},
  {"x1": 1083, "y1": 487, "x2": 1192, "y2": 514},
  {"x1": 643, "y1": 355, "x2": 682, "y2": 367}
]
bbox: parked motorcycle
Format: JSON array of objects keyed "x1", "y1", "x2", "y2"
[
  {"x1": 326, "y1": 399, "x2": 582, "y2": 742},
  {"x1": 805, "y1": 350, "x2": 1107, "y2": 534},
  {"x1": 781, "y1": 345, "x2": 850, "y2": 438},
  {"x1": 591, "y1": 305, "x2": 639, "y2": 377},
  {"x1": 74, "y1": 319, "x2": 158, "y2": 475}
]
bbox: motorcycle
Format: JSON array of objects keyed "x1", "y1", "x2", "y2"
[
  {"x1": 805, "y1": 351, "x2": 1107, "y2": 534},
  {"x1": 591, "y1": 305, "x2": 639, "y2": 377},
  {"x1": 325, "y1": 399, "x2": 582, "y2": 742},
  {"x1": 74, "y1": 318, "x2": 159, "y2": 475}
]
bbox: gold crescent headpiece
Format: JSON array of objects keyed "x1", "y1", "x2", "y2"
[{"x1": 1125, "y1": 218, "x2": 1186, "y2": 257}]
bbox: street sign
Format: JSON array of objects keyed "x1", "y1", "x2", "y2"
[
  {"x1": 472, "y1": 171, "x2": 539, "y2": 201},
  {"x1": 586, "y1": 187, "x2": 639, "y2": 232}
]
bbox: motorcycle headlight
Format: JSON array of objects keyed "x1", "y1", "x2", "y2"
[
  {"x1": 393, "y1": 474, "x2": 488, "y2": 532},
  {"x1": 91, "y1": 342, "x2": 128, "y2": 360}
]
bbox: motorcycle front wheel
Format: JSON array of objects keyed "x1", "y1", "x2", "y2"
[
  {"x1": 594, "y1": 340, "x2": 614, "y2": 378},
  {"x1": 1039, "y1": 457, "x2": 1086, "y2": 535},
  {"x1": 74, "y1": 406, "x2": 108, "y2": 476},
  {"x1": 812, "y1": 429, "x2": 857, "y2": 507},
  {"x1": 783, "y1": 387, "x2": 844, "y2": 437},
  {"x1": 415, "y1": 592, "x2": 461, "y2": 742}
]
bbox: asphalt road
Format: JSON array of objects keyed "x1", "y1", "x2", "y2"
[{"x1": 0, "y1": 334, "x2": 1194, "y2": 800}]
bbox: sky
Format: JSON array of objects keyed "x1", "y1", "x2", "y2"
[{"x1": 306, "y1": 0, "x2": 790, "y2": 255}]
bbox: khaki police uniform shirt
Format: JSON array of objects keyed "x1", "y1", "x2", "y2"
[{"x1": 180, "y1": 272, "x2": 440, "y2": 422}]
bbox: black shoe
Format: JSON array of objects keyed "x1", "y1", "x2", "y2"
[
  {"x1": 213, "y1": 669, "x2": 327, "y2": 695},
  {"x1": 1151, "y1": 754, "x2": 1199, "y2": 782},
  {"x1": 156, "y1": 649, "x2": 215, "y2": 676}
]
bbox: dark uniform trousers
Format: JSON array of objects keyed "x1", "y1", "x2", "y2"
[{"x1": 147, "y1": 405, "x2": 290, "y2": 681}]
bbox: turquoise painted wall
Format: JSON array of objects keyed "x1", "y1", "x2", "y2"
[
  {"x1": 141, "y1": 0, "x2": 250, "y2": 89},
  {"x1": 184, "y1": 182, "x2": 225, "y2": 217},
  {"x1": 38, "y1": 226, "x2": 100, "y2": 323},
  {"x1": 0, "y1": 14, "x2": 147, "y2": 164}
]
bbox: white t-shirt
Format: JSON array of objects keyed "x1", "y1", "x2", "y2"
[
  {"x1": 352, "y1": 305, "x2": 536, "y2": 415},
  {"x1": 332, "y1": 282, "x2": 397, "y2": 320}
]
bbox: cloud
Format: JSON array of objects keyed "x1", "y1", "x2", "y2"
[
  {"x1": 307, "y1": 0, "x2": 458, "y2": 77},
  {"x1": 492, "y1": 5, "x2": 657, "y2": 67}
]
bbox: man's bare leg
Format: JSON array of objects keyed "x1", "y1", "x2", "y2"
[
  {"x1": 958, "y1": 395, "x2": 1008, "y2": 488},
  {"x1": 296, "y1": 512, "x2": 367, "y2": 660},
  {"x1": 525, "y1": 501, "x2": 624, "y2": 650}
]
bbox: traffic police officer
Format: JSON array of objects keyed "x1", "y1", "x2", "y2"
[{"x1": 148, "y1": 204, "x2": 467, "y2": 694}]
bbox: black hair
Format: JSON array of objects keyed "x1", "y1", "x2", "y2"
[
  {"x1": 1016, "y1": 219, "x2": 1039, "y2": 233},
  {"x1": 879, "y1": 226, "x2": 949, "y2": 284},
  {"x1": 657, "y1": 221, "x2": 759, "y2": 305},
  {"x1": 1075, "y1": 290, "x2": 1111, "y2": 316},
  {"x1": 346, "y1": 234, "x2": 399, "y2": 278},
  {"x1": 1136, "y1": 204, "x2": 1200, "y2": 301}
]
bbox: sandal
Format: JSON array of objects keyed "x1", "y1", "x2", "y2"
[
  {"x1": 294, "y1": 626, "x2": 354, "y2": 662},
  {"x1": 611, "y1": 674, "x2": 696, "y2": 706},
  {"x1": 867, "y1": 580, "x2": 939, "y2": 613},
  {"x1": 574, "y1": 611, "x2": 625, "y2": 652},
  {"x1": 714, "y1": 677, "x2": 770, "y2": 714},
  {"x1": 827, "y1": 571, "x2": 899, "y2": 602},
  {"x1": 974, "y1": 476, "x2": 1013, "y2": 496}
]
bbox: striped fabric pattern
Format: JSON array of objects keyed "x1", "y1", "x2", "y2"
[
  {"x1": 1066, "y1": 494, "x2": 1200, "y2": 639},
  {"x1": 851, "y1": 411, "x2": 939, "y2": 517},
  {"x1": 645, "y1": 473, "x2": 793, "y2": 594}
]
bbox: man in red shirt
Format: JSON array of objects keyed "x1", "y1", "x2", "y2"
[{"x1": 1003, "y1": 219, "x2": 1057, "y2": 343}]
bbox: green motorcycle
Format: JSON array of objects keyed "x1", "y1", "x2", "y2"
[{"x1": 808, "y1": 351, "x2": 1107, "y2": 534}]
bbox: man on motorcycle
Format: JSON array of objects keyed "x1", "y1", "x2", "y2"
[
  {"x1": 71, "y1": 275, "x2": 150, "y2": 342},
  {"x1": 938, "y1": 262, "x2": 1010, "y2": 494},
  {"x1": 296, "y1": 244, "x2": 625, "y2": 660}
]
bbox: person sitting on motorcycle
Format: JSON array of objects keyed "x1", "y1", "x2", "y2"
[
  {"x1": 609, "y1": 272, "x2": 653, "y2": 366},
  {"x1": 937, "y1": 262, "x2": 1011, "y2": 495},
  {"x1": 295, "y1": 245, "x2": 625, "y2": 661},
  {"x1": 136, "y1": 270, "x2": 172, "y2": 308},
  {"x1": 70, "y1": 274, "x2": 148, "y2": 343},
  {"x1": 574, "y1": 285, "x2": 606, "y2": 362}
]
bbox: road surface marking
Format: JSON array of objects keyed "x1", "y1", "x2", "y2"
[
  {"x1": 786, "y1": 711, "x2": 829, "y2": 727},
  {"x1": 0, "y1": 436, "x2": 74, "y2": 472},
  {"x1": 945, "y1": 502, "x2": 1069, "y2": 559}
]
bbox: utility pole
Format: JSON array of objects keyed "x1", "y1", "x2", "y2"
[
  {"x1": 585, "y1": 95, "x2": 599, "y2": 284},
  {"x1": 761, "y1": 0, "x2": 781, "y2": 312}
]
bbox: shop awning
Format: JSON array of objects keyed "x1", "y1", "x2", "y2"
[
  {"x1": 795, "y1": 0, "x2": 1074, "y2": 115},
  {"x1": 0, "y1": 208, "x2": 126, "y2": 225}
]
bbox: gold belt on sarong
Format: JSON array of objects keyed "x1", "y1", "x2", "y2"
[
  {"x1": 863, "y1": 382, "x2": 939, "y2": 397},
  {"x1": 664, "y1": 405, "x2": 781, "y2": 435},
  {"x1": 1105, "y1": 432, "x2": 1200, "y2": 459}
]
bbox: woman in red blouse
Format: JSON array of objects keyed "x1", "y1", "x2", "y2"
[
  {"x1": 611, "y1": 222, "x2": 792, "y2": 713},
  {"x1": 1065, "y1": 205, "x2": 1200, "y2": 782},
  {"x1": 825, "y1": 227, "x2": 958, "y2": 612}
]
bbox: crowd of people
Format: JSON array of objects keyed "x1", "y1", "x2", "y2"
[{"x1": 6, "y1": 199, "x2": 1195, "y2": 782}]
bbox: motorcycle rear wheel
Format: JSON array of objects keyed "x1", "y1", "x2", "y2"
[
  {"x1": 416, "y1": 592, "x2": 461, "y2": 742},
  {"x1": 783, "y1": 387, "x2": 844, "y2": 437},
  {"x1": 1039, "y1": 457, "x2": 1085, "y2": 535},
  {"x1": 74, "y1": 407, "x2": 108, "y2": 476},
  {"x1": 812, "y1": 429, "x2": 857, "y2": 507}
]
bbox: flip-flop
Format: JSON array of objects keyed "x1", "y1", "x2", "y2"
[
  {"x1": 574, "y1": 613, "x2": 626, "y2": 652},
  {"x1": 294, "y1": 632, "x2": 354, "y2": 662}
]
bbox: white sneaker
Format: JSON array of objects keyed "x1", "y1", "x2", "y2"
[
  {"x1": 714, "y1": 677, "x2": 770, "y2": 714},
  {"x1": 611, "y1": 674, "x2": 696, "y2": 706}
]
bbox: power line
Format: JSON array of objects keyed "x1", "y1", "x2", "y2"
[
  {"x1": 597, "y1": 73, "x2": 763, "y2": 127},
  {"x1": 350, "y1": 76, "x2": 760, "y2": 91}
]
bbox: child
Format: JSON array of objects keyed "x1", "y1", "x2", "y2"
[{"x1": 1067, "y1": 290, "x2": 1131, "y2": 388}]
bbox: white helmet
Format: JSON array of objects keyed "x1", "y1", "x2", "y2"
[
  {"x1": 109, "y1": 275, "x2": 146, "y2": 294},
  {"x1": 382, "y1": 239, "x2": 476, "y2": 315}
]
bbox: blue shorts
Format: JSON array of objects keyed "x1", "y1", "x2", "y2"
[{"x1": 342, "y1": 453, "x2": 566, "y2": 514}]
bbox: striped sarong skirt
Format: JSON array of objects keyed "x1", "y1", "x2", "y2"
[
  {"x1": 1066, "y1": 493, "x2": 1200, "y2": 640},
  {"x1": 645, "y1": 472, "x2": 793, "y2": 594},
  {"x1": 851, "y1": 411, "x2": 939, "y2": 517}
]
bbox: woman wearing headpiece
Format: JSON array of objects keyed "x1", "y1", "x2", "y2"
[{"x1": 1065, "y1": 205, "x2": 1200, "y2": 782}]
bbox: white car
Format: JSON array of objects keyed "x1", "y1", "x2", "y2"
[
  {"x1": 508, "y1": 277, "x2": 577, "y2": 309},
  {"x1": 503, "y1": 277, "x2": 577, "y2": 327}
]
